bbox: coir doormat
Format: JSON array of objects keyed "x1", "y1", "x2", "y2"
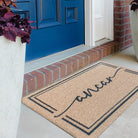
[{"x1": 22, "y1": 62, "x2": 138, "y2": 138}]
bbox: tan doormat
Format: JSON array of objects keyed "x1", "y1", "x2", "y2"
[{"x1": 22, "y1": 62, "x2": 138, "y2": 138}]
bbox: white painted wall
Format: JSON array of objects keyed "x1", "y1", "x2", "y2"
[{"x1": 0, "y1": 36, "x2": 26, "y2": 138}]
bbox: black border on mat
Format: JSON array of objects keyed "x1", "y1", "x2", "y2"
[
  {"x1": 27, "y1": 62, "x2": 138, "y2": 135},
  {"x1": 62, "y1": 86, "x2": 138, "y2": 135}
]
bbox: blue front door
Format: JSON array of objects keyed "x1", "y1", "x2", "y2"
[{"x1": 15, "y1": 0, "x2": 84, "y2": 61}]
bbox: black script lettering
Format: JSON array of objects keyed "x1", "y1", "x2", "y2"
[
  {"x1": 54, "y1": 68, "x2": 121, "y2": 118},
  {"x1": 76, "y1": 90, "x2": 92, "y2": 102}
]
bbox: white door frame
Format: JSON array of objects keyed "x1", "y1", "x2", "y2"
[
  {"x1": 85, "y1": 0, "x2": 114, "y2": 47},
  {"x1": 85, "y1": 0, "x2": 95, "y2": 47}
]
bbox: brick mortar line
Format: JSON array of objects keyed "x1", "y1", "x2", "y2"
[
  {"x1": 114, "y1": 11, "x2": 129, "y2": 13},
  {"x1": 51, "y1": 64, "x2": 61, "y2": 79},
  {"x1": 71, "y1": 57, "x2": 79, "y2": 70},
  {"x1": 124, "y1": 38, "x2": 132, "y2": 42},
  {"x1": 58, "y1": 61, "x2": 67, "y2": 76},
  {"x1": 115, "y1": 33, "x2": 131, "y2": 37},
  {"x1": 114, "y1": 12, "x2": 129, "y2": 15},
  {"x1": 114, "y1": 10, "x2": 129, "y2": 13},
  {"x1": 81, "y1": 53, "x2": 90, "y2": 65},
  {"x1": 98, "y1": 47, "x2": 107, "y2": 58},
  {"x1": 120, "y1": 38, "x2": 132, "y2": 43},
  {"x1": 115, "y1": 16, "x2": 130, "y2": 20},
  {"x1": 64, "y1": 59, "x2": 73, "y2": 73},
  {"x1": 75, "y1": 54, "x2": 85, "y2": 67},
  {"x1": 28, "y1": 73, "x2": 37, "y2": 90},
  {"x1": 114, "y1": 5, "x2": 129, "y2": 8},
  {"x1": 92, "y1": 49, "x2": 101, "y2": 59},
  {"x1": 115, "y1": 34, "x2": 132, "y2": 39},
  {"x1": 115, "y1": 22, "x2": 130, "y2": 26},
  {"x1": 44, "y1": 67, "x2": 54, "y2": 82},
  {"x1": 121, "y1": 43, "x2": 132, "y2": 50},
  {"x1": 37, "y1": 69, "x2": 46, "y2": 85},
  {"x1": 115, "y1": 28, "x2": 131, "y2": 33}
]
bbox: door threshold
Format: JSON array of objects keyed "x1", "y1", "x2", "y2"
[
  {"x1": 25, "y1": 45, "x2": 91, "y2": 74},
  {"x1": 95, "y1": 38, "x2": 112, "y2": 47}
]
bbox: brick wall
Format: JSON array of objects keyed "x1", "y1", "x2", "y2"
[
  {"x1": 22, "y1": 0, "x2": 132, "y2": 97},
  {"x1": 114, "y1": 0, "x2": 132, "y2": 49}
]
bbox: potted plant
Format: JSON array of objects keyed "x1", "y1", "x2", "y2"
[
  {"x1": 0, "y1": 0, "x2": 33, "y2": 137},
  {"x1": 126, "y1": 0, "x2": 138, "y2": 60}
]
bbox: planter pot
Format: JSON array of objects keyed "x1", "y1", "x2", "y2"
[
  {"x1": 130, "y1": 8, "x2": 138, "y2": 61},
  {"x1": 0, "y1": 36, "x2": 26, "y2": 138}
]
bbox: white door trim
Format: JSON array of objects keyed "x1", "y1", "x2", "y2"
[
  {"x1": 104, "y1": 0, "x2": 114, "y2": 40},
  {"x1": 85, "y1": 0, "x2": 95, "y2": 47},
  {"x1": 85, "y1": 0, "x2": 114, "y2": 47}
]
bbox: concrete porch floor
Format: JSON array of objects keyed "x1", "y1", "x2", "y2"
[{"x1": 17, "y1": 47, "x2": 138, "y2": 138}]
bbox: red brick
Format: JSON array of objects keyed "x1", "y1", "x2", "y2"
[
  {"x1": 114, "y1": 25, "x2": 123, "y2": 31},
  {"x1": 83, "y1": 50, "x2": 95, "y2": 64},
  {"x1": 102, "y1": 48, "x2": 107, "y2": 57},
  {"x1": 120, "y1": 42, "x2": 125, "y2": 48},
  {"x1": 125, "y1": 39, "x2": 132, "y2": 46},
  {"x1": 114, "y1": 23, "x2": 130, "y2": 32},
  {"x1": 114, "y1": 12, "x2": 129, "y2": 19},
  {"x1": 115, "y1": 36, "x2": 125, "y2": 43},
  {"x1": 122, "y1": 17, "x2": 130, "y2": 24},
  {"x1": 89, "y1": 49, "x2": 99, "y2": 62},
  {"x1": 105, "y1": 45, "x2": 111, "y2": 55},
  {"x1": 114, "y1": 1, "x2": 126, "y2": 7},
  {"x1": 39, "y1": 68, "x2": 52, "y2": 85},
  {"x1": 114, "y1": 31, "x2": 125, "y2": 37},
  {"x1": 124, "y1": 6, "x2": 129, "y2": 12},
  {"x1": 98, "y1": 45, "x2": 107, "y2": 58},
  {"x1": 24, "y1": 74, "x2": 36, "y2": 93},
  {"x1": 53, "y1": 62, "x2": 66, "y2": 78},
  {"x1": 114, "y1": 18, "x2": 122, "y2": 25},
  {"x1": 125, "y1": 34, "x2": 132, "y2": 41},
  {"x1": 46, "y1": 65, "x2": 59, "y2": 81},
  {"x1": 125, "y1": 29, "x2": 131, "y2": 35},
  {"x1": 107, "y1": 45, "x2": 114, "y2": 55},
  {"x1": 114, "y1": 42, "x2": 121, "y2": 52},
  {"x1": 100, "y1": 42, "x2": 116, "y2": 56},
  {"x1": 114, "y1": 7, "x2": 121, "y2": 13},
  {"x1": 66, "y1": 57, "x2": 78, "y2": 72},
  {"x1": 60, "y1": 60, "x2": 72, "y2": 75},
  {"x1": 30, "y1": 71, "x2": 44, "y2": 89},
  {"x1": 77, "y1": 53, "x2": 89, "y2": 66},
  {"x1": 92, "y1": 48, "x2": 102, "y2": 60},
  {"x1": 72, "y1": 55, "x2": 84, "y2": 69}
]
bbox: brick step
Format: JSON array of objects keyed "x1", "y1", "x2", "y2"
[{"x1": 22, "y1": 41, "x2": 122, "y2": 97}]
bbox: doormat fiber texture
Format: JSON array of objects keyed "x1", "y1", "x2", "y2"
[{"x1": 22, "y1": 62, "x2": 138, "y2": 138}]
